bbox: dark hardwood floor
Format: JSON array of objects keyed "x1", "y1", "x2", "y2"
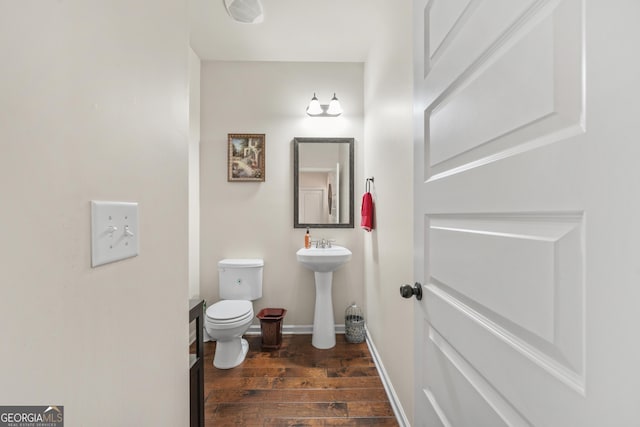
[{"x1": 203, "y1": 334, "x2": 399, "y2": 426}]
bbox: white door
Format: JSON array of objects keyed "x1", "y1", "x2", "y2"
[
  {"x1": 299, "y1": 188, "x2": 325, "y2": 223},
  {"x1": 413, "y1": 0, "x2": 640, "y2": 425}
]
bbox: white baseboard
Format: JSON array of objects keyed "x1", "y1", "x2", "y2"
[
  {"x1": 365, "y1": 325, "x2": 411, "y2": 427},
  {"x1": 246, "y1": 324, "x2": 346, "y2": 335},
  {"x1": 193, "y1": 323, "x2": 344, "y2": 343}
]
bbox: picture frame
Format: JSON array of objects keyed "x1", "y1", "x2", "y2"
[{"x1": 227, "y1": 133, "x2": 265, "y2": 182}]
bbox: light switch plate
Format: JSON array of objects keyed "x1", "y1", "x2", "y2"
[{"x1": 91, "y1": 201, "x2": 139, "y2": 267}]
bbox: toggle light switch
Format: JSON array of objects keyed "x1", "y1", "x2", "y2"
[{"x1": 91, "y1": 201, "x2": 139, "y2": 267}]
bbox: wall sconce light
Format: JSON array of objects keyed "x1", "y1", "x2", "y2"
[{"x1": 306, "y1": 93, "x2": 343, "y2": 117}]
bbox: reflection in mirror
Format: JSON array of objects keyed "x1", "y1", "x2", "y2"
[{"x1": 294, "y1": 137, "x2": 354, "y2": 228}]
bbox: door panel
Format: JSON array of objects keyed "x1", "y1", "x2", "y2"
[
  {"x1": 414, "y1": 0, "x2": 640, "y2": 425},
  {"x1": 425, "y1": 0, "x2": 537, "y2": 80},
  {"x1": 422, "y1": 0, "x2": 584, "y2": 181},
  {"x1": 430, "y1": 17, "x2": 555, "y2": 166},
  {"x1": 429, "y1": 214, "x2": 583, "y2": 351},
  {"x1": 424, "y1": 327, "x2": 530, "y2": 427}
]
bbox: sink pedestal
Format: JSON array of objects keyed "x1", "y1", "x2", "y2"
[
  {"x1": 312, "y1": 271, "x2": 336, "y2": 349},
  {"x1": 296, "y1": 245, "x2": 352, "y2": 350}
]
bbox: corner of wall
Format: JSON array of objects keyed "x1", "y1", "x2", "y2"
[{"x1": 189, "y1": 47, "x2": 201, "y2": 299}]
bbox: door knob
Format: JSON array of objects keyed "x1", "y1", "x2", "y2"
[{"x1": 400, "y1": 282, "x2": 422, "y2": 300}]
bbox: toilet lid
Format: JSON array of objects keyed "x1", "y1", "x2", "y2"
[{"x1": 206, "y1": 300, "x2": 252, "y2": 322}]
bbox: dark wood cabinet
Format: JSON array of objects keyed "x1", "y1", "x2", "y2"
[{"x1": 189, "y1": 299, "x2": 204, "y2": 427}]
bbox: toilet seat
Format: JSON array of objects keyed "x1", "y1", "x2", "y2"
[{"x1": 206, "y1": 300, "x2": 253, "y2": 327}]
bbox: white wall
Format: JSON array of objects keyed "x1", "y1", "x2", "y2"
[
  {"x1": 363, "y1": 0, "x2": 415, "y2": 424},
  {"x1": 189, "y1": 47, "x2": 201, "y2": 298},
  {"x1": 200, "y1": 61, "x2": 364, "y2": 327},
  {"x1": 0, "y1": 2, "x2": 190, "y2": 425}
]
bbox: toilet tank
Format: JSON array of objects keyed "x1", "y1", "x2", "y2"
[{"x1": 218, "y1": 259, "x2": 263, "y2": 300}]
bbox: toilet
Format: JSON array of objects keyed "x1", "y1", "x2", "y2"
[{"x1": 205, "y1": 259, "x2": 263, "y2": 369}]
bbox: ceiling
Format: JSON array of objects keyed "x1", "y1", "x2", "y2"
[{"x1": 189, "y1": 0, "x2": 381, "y2": 62}]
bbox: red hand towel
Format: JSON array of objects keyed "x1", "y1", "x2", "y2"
[{"x1": 361, "y1": 192, "x2": 374, "y2": 231}]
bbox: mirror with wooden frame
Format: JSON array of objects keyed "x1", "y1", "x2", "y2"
[{"x1": 294, "y1": 137, "x2": 354, "y2": 228}]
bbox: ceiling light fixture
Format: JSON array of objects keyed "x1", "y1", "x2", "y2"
[
  {"x1": 223, "y1": 0, "x2": 264, "y2": 24},
  {"x1": 306, "y1": 93, "x2": 343, "y2": 117}
]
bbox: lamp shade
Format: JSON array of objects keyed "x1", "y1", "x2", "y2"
[
  {"x1": 306, "y1": 94, "x2": 323, "y2": 116},
  {"x1": 327, "y1": 93, "x2": 343, "y2": 115}
]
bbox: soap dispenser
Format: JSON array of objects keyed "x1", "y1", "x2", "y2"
[{"x1": 304, "y1": 228, "x2": 311, "y2": 249}]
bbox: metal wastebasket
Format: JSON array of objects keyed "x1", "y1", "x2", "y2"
[
  {"x1": 256, "y1": 308, "x2": 287, "y2": 350},
  {"x1": 345, "y1": 303, "x2": 365, "y2": 343}
]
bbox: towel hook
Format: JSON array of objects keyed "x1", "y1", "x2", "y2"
[{"x1": 366, "y1": 177, "x2": 374, "y2": 193}]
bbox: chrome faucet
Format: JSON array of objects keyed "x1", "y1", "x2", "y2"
[{"x1": 314, "y1": 238, "x2": 335, "y2": 248}]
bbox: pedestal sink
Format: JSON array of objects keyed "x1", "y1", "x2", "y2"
[{"x1": 296, "y1": 245, "x2": 352, "y2": 349}]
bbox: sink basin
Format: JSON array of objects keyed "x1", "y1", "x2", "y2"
[
  {"x1": 296, "y1": 245, "x2": 352, "y2": 349},
  {"x1": 296, "y1": 246, "x2": 352, "y2": 273}
]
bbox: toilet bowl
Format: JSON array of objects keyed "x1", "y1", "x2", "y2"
[
  {"x1": 205, "y1": 300, "x2": 254, "y2": 369},
  {"x1": 205, "y1": 259, "x2": 264, "y2": 369}
]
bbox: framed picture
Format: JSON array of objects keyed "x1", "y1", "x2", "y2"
[{"x1": 227, "y1": 133, "x2": 265, "y2": 182}]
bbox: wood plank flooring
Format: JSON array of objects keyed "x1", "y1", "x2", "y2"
[{"x1": 203, "y1": 334, "x2": 399, "y2": 426}]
